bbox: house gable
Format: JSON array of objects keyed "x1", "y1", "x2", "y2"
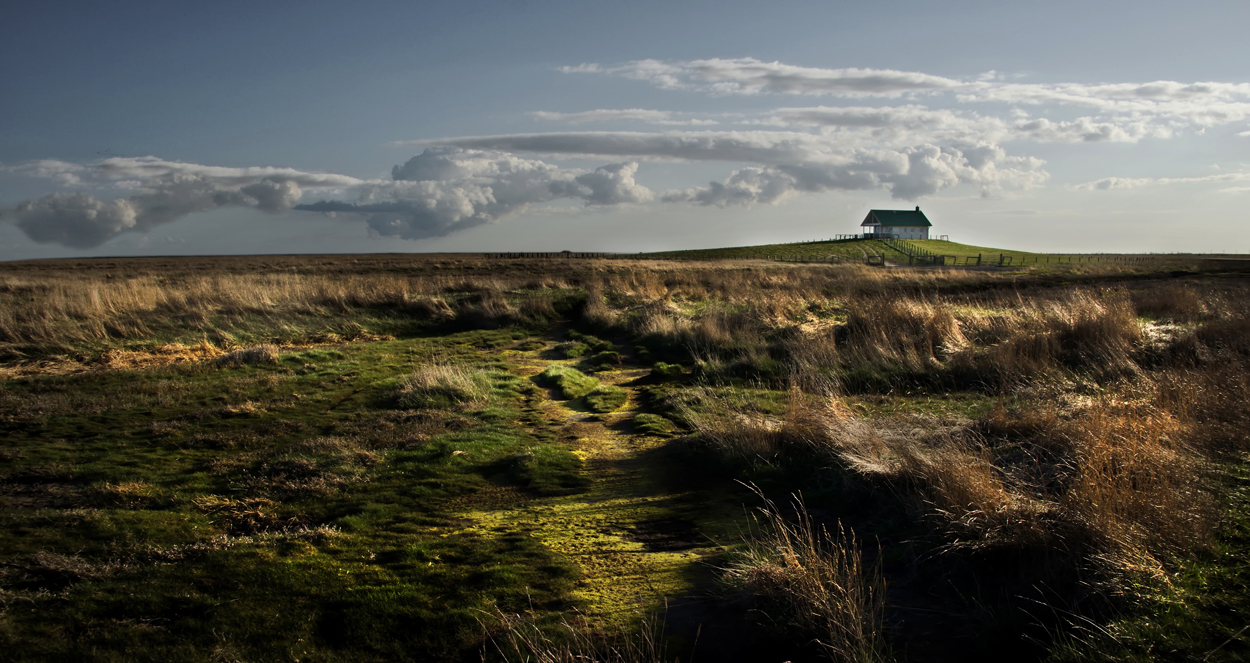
[
  {"x1": 860, "y1": 206, "x2": 931, "y2": 239},
  {"x1": 861, "y1": 207, "x2": 932, "y2": 228}
]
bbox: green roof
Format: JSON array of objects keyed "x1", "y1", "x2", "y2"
[{"x1": 861, "y1": 208, "x2": 932, "y2": 227}]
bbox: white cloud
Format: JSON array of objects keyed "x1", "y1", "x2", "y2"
[
  {"x1": 14, "y1": 194, "x2": 139, "y2": 248},
  {"x1": 424, "y1": 129, "x2": 1046, "y2": 203},
  {"x1": 530, "y1": 109, "x2": 718, "y2": 126},
  {"x1": 6, "y1": 157, "x2": 365, "y2": 249},
  {"x1": 1012, "y1": 116, "x2": 1172, "y2": 142},
  {"x1": 965, "y1": 81, "x2": 1250, "y2": 126},
  {"x1": 562, "y1": 57, "x2": 969, "y2": 97},
  {"x1": 1074, "y1": 172, "x2": 1250, "y2": 190},
  {"x1": 425, "y1": 130, "x2": 843, "y2": 164},
  {"x1": 296, "y1": 149, "x2": 655, "y2": 240},
  {"x1": 5, "y1": 150, "x2": 659, "y2": 247},
  {"x1": 566, "y1": 58, "x2": 1250, "y2": 129}
]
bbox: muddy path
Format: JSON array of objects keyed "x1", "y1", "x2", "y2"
[{"x1": 453, "y1": 340, "x2": 742, "y2": 628}]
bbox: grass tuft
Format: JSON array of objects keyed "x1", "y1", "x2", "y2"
[
  {"x1": 538, "y1": 365, "x2": 600, "y2": 400},
  {"x1": 585, "y1": 385, "x2": 628, "y2": 412},
  {"x1": 724, "y1": 487, "x2": 887, "y2": 662},
  {"x1": 213, "y1": 344, "x2": 280, "y2": 367},
  {"x1": 394, "y1": 363, "x2": 490, "y2": 408}
]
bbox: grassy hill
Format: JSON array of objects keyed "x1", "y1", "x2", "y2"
[{"x1": 643, "y1": 237, "x2": 1157, "y2": 267}]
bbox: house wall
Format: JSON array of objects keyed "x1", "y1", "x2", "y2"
[{"x1": 880, "y1": 226, "x2": 929, "y2": 239}]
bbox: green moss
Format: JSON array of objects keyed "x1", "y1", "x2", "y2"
[
  {"x1": 633, "y1": 413, "x2": 675, "y2": 436},
  {"x1": 556, "y1": 341, "x2": 590, "y2": 358},
  {"x1": 537, "y1": 365, "x2": 599, "y2": 400},
  {"x1": 652, "y1": 362, "x2": 683, "y2": 377},
  {"x1": 585, "y1": 385, "x2": 628, "y2": 412},
  {"x1": 499, "y1": 445, "x2": 589, "y2": 495}
]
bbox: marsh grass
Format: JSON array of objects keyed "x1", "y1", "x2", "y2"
[
  {"x1": 724, "y1": 488, "x2": 886, "y2": 662},
  {"x1": 2, "y1": 253, "x2": 1248, "y2": 661},
  {"x1": 486, "y1": 610, "x2": 672, "y2": 663},
  {"x1": 394, "y1": 363, "x2": 491, "y2": 409}
]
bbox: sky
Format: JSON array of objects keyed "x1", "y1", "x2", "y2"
[{"x1": 2, "y1": 0, "x2": 1250, "y2": 260}]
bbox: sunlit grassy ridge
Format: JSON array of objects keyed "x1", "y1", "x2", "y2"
[{"x1": 640, "y1": 237, "x2": 1195, "y2": 267}]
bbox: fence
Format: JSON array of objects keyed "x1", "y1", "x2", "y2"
[{"x1": 483, "y1": 252, "x2": 615, "y2": 259}]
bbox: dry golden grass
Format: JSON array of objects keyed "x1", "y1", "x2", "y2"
[
  {"x1": 725, "y1": 488, "x2": 886, "y2": 662},
  {"x1": 486, "y1": 610, "x2": 671, "y2": 663},
  {"x1": 394, "y1": 363, "x2": 490, "y2": 409},
  {"x1": 1060, "y1": 403, "x2": 1214, "y2": 581}
]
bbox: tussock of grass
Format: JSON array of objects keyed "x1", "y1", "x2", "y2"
[
  {"x1": 556, "y1": 341, "x2": 590, "y2": 358},
  {"x1": 632, "y1": 413, "x2": 674, "y2": 436},
  {"x1": 725, "y1": 488, "x2": 886, "y2": 662},
  {"x1": 651, "y1": 362, "x2": 683, "y2": 377},
  {"x1": 213, "y1": 344, "x2": 280, "y2": 367},
  {"x1": 585, "y1": 385, "x2": 627, "y2": 412},
  {"x1": 394, "y1": 363, "x2": 489, "y2": 408},
  {"x1": 539, "y1": 365, "x2": 599, "y2": 400}
]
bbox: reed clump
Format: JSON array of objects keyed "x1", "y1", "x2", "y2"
[{"x1": 724, "y1": 489, "x2": 886, "y2": 662}]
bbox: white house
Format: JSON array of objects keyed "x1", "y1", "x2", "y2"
[{"x1": 860, "y1": 207, "x2": 931, "y2": 239}]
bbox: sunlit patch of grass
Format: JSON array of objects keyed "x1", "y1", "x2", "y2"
[
  {"x1": 632, "y1": 414, "x2": 675, "y2": 436},
  {"x1": 392, "y1": 363, "x2": 491, "y2": 409},
  {"x1": 585, "y1": 385, "x2": 628, "y2": 412},
  {"x1": 538, "y1": 365, "x2": 600, "y2": 400}
]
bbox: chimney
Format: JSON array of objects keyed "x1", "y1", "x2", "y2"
[{"x1": 915, "y1": 206, "x2": 920, "y2": 211}]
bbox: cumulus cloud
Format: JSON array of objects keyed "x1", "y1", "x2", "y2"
[
  {"x1": 5, "y1": 150, "x2": 657, "y2": 247},
  {"x1": 662, "y1": 142, "x2": 1047, "y2": 205},
  {"x1": 424, "y1": 129, "x2": 1046, "y2": 203},
  {"x1": 5, "y1": 157, "x2": 369, "y2": 248},
  {"x1": 14, "y1": 194, "x2": 139, "y2": 248},
  {"x1": 297, "y1": 149, "x2": 654, "y2": 240}
]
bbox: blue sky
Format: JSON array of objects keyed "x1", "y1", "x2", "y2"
[{"x1": 3, "y1": 0, "x2": 1249, "y2": 259}]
